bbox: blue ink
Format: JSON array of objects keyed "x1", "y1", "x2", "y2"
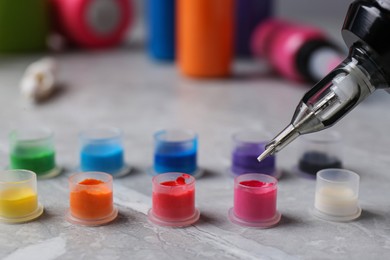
[
  {"x1": 153, "y1": 129, "x2": 198, "y2": 175},
  {"x1": 154, "y1": 150, "x2": 197, "y2": 174},
  {"x1": 80, "y1": 144, "x2": 124, "y2": 174}
]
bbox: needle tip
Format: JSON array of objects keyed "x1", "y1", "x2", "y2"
[{"x1": 257, "y1": 144, "x2": 275, "y2": 162}]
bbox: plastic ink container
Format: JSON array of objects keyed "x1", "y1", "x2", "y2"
[
  {"x1": 148, "y1": 172, "x2": 199, "y2": 227},
  {"x1": 229, "y1": 173, "x2": 281, "y2": 228},
  {"x1": 231, "y1": 130, "x2": 279, "y2": 178},
  {"x1": 235, "y1": 0, "x2": 272, "y2": 56},
  {"x1": 0, "y1": 0, "x2": 49, "y2": 52},
  {"x1": 313, "y1": 169, "x2": 361, "y2": 222},
  {"x1": 147, "y1": 0, "x2": 175, "y2": 60},
  {"x1": 66, "y1": 171, "x2": 118, "y2": 226},
  {"x1": 9, "y1": 128, "x2": 60, "y2": 179},
  {"x1": 0, "y1": 170, "x2": 43, "y2": 223},
  {"x1": 177, "y1": 0, "x2": 234, "y2": 77},
  {"x1": 79, "y1": 127, "x2": 130, "y2": 177},
  {"x1": 296, "y1": 131, "x2": 342, "y2": 177},
  {"x1": 151, "y1": 129, "x2": 201, "y2": 177},
  {"x1": 51, "y1": 0, "x2": 132, "y2": 49},
  {"x1": 251, "y1": 19, "x2": 342, "y2": 83}
]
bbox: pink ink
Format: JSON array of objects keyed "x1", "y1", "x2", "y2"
[
  {"x1": 229, "y1": 173, "x2": 281, "y2": 228},
  {"x1": 239, "y1": 180, "x2": 270, "y2": 188}
]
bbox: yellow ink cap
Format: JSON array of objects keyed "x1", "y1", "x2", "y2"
[{"x1": 0, "y1": 170, "x2": 43, "y2": 223}]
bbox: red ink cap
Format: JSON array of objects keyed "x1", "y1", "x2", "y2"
[{"x1": 148, "y1": 172, "x2": 200, "y2": 227}]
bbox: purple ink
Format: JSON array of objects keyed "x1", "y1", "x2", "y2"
[{"x1": 231, "y1": 131, "x2": 277, "y2": 177}]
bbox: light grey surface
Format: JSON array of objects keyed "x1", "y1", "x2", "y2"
[
  {"x1": 1, "y1": 18, "x2": 390, "y2": 259},
  {"x1": 0, "y1": 49, "x2": 389, "y2": 260}
]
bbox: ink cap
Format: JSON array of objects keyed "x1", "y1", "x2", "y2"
[
  {"x1": 312, "y1": 168, "x2": 361, "y2": 222},
  {"x1": 148, "y1": 172, "x2": 200, "y2": 227},
  {"x1": 0, "y1": 170, "x2": 44, "y2": 223},
  {"x1": 228, "y1": 173, "x2": 281, "y2": 228}
]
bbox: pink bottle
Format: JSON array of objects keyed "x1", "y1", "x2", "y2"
[
  {"x1": 51, "y1": 0, "x2": 132, "y2": 49},
  {"x1": 228, "y1": 173, "x2": 281, "y2": 228},
  {"x1": 251, "y1": 19, "x2": 343, "y2": 83}
]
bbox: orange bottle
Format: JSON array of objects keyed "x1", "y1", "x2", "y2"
[{"x1": 177, "y1": 0, "x2": 234, "y2": 77}]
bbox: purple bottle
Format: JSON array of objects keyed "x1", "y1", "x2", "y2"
[
  {"x1": 235, "y1": 0, "x2": 273, "y2": 57},
  {"x1": 231, "y1": 130, "x2": 278, "y2": 178}
]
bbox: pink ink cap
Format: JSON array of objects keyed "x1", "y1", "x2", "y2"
[{"x1": 228, "y1": 173, "x2": 281, "y2": 228}]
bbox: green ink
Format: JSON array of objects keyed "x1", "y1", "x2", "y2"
[{"x1": 10, "y1": 146, "x2": 55, "y2": 175}]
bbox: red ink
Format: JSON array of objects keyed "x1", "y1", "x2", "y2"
[
  {"x1": 160, "y1": 181, "x2": 178, "y2": 186},
  {"x1": 152, "y1": 189, "x2": 195, "y2": 220},
  {"x1": 176, "y1": 176, "x2": 186, "y2": 185},
  {"x1": 160, "y1": 175, "x2": 187, "y2": 186},
  {"x1": 152, "y1": 174, "x2": 194, "y2": 220}
]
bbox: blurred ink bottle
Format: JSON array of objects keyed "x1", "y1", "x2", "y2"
[
  {"x1": 51, "y1": 0, "x2": 132, "y2": 49},
  {"x1": 147, "y1": 0, "x2": 175, "y2": 60},
  {"x1": 177, "y1": 0, "x2": 234, "y2": 77},
  {"x1": 251, "y1": 19, "x2": 343, "y2": 83},
  {"x1": 235, "y1": 0, "x2": 272, "y2": 57},
  {"x1": 0, "y1": 0, "x2": 50, "y2": 52}
]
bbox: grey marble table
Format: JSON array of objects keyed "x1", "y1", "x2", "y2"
[{"x1": 0, "y1": 47, "x2": 389, "y2": 260}]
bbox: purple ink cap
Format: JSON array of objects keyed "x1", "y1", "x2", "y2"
[{"x1": 231, "y1": 131, "x2": 280, "y2": 178}]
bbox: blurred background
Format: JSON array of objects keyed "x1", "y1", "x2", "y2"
[
  {"x1": 0, "y1": 0, "x2": 355, "y2": 92},
  {"x1": 129, "y1": 0, "x2": 350, "y2": 47},
  {"x1": 0, "y1": 0, "x2": 351, "y2": 55}
]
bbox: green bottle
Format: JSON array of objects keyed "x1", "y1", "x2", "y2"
[{"x1": 0, "y1": 0, "x2": 49, "y2": 52}]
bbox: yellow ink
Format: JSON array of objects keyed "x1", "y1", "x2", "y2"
[{"x1": 0, "y1": 188, "x2": 38, "y2": 218}]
